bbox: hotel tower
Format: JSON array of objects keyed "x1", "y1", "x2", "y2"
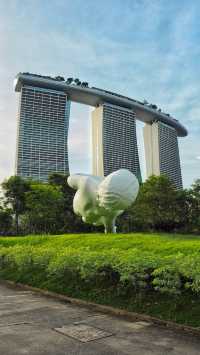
[
  {"x1": 143, "y1": 121, "x2": 183, "y2": 188},
  {"x1": 92, "y1": 103, "x2": 141, "y2": 181},
  {"x1": 15, "y1": 83, "x2": 70, "y2": 181}
]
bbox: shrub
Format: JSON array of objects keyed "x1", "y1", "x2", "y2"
[{"x1": 1, "y1": 233, "x2": 200, "y2": 297}]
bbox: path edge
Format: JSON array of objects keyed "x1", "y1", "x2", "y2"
[{"x1": 1, "y1": 279, "x2": 200, "y2": 338}]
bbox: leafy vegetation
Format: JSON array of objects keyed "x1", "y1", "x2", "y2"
[
  {"x1": 0, "y1": 174, "x2": 200, "y2": 236},
  {"x1": 2, "y1": 176, "x2": 30, "y2": 234},
  {"x1": 0, "y1": 175, "x2": 200, "y2": 326},
  {"x1": 1, "y1": 233, "x2": 200, "y2": 327},
  {"x1": 22, "y1": 183, "x2": 64, "y2": 234}
]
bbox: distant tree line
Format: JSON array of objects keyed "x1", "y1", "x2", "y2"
[{"x1": 0, "y1": 174, "x2": 199, "y2": 236}]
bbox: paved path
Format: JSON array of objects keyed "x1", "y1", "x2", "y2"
[{"x1": 0, "y1": 283, "x2": 200, "y2": 355}]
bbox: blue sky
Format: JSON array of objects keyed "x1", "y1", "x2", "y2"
[{"x1": 0, "y1": 0, "x2": 199, "y2": 187}]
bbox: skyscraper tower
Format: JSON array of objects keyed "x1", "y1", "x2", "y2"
[
  {"x1": 92, "y1": 103, "x2": 141, "y2": 180},
  {"x1": 15, "y1": 83, "x2": 70, "y2": 181},
  {"x1": 143, "y1": 121, "x2": 183, "y2": 188}
]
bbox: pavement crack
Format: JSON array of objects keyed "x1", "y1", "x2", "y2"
[{"x1": 0, "y1": 321, "x2": 32, "y2": 327}]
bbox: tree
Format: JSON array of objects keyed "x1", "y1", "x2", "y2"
[
  {"x1": 66, "y1": 77, "x2": 73, "y2": 84},
  {"x1": 48, "y1": 173, "x2": 75, "y2": 232},
  {"x1": 137, "y1": 175, "x2": 189, "y2": 231},
  {"x1": 2, "y1": 176, "x2": 30, "y2": 234},
  {"x1": 48, "y1": 173, "x2": 102, "y2": 233},
  {"x1": 187, "y1": 179, "x2": 200, "y2": 233},
  {"x1": 81, "y1": 82, "x2": 89, "y2": 88},
  {"x1": 23, "y1": 182, "x2": 64, "y2": 234},
  {"x1": 139, "y1": 175, "x2": 189, "y2": 231},
  {"x1": 74, "y1": 78, "x2": 81, "y2": 85},
  {"x1": 54, "y1": 76, "x2": 65, "y2": 81},
  {"x1": 0, "y1": 207, "x2": 13, "y2": 235},
  {"x1": 118, "y1": 175, "x2": 189, "y2": 233}
]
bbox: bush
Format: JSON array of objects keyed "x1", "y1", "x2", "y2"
[{"x1": 1, "y1": 233, "x2": 200, "y2": 296}]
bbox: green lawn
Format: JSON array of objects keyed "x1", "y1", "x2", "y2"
[{"x1": 0, "y1": 232, "x2": 200, "y2": 327}]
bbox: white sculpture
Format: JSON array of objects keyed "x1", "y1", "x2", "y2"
[{"x1": 67, "y1": 169, "x2": 139, "y2": 233}]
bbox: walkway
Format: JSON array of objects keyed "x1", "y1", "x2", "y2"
[{"x1": 0, "y1": 283, "x2": 199, "y2": 354}]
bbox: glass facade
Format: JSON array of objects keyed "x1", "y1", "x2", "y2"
[
  {"x1": 16, "y1": 85, "x2": 70, "y2": 181},
  {"x1": 92, "y1": 103, "x2": 141, "y2": 181},
  {"x1": 143, "y1": 121, "x2": 183, "y2": 189},
  {"x1": 103, "y1": 104, "x2": 141, "y2": 179},
  {"x1": 158, "y1": 121, "x2": 183, "y2": 188}
]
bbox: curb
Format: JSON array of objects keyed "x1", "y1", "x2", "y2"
[{"x1": 1, "y1": 279, "x2": 200, "y2": 338}]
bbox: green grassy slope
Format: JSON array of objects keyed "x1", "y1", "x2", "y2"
[{"x1": 0, "y1": 233, "x2": 200, "y2": 327}]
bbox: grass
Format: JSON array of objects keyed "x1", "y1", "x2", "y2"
[{"x1": 0, "y1": 232, "x2": 200, "y2": 327}]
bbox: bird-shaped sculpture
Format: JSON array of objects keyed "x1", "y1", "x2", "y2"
[{"x1": 67, "y1": 169, "x2": 139, "y2": 234}]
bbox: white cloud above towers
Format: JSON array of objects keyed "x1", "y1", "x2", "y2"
[{"x1": 0, "y1": 0, "x2": 199, "y2": 187}]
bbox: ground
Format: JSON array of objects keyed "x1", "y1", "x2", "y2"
[{"x1": 0, "y1": 282, "x2": 200, "y2": 355}]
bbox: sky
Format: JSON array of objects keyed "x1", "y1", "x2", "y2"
[{"x1": 0, "y1": 0, "x2": 200, "y2": 188}]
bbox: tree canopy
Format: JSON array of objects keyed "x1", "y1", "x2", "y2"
[
  {"x1": 0, "y1": 174, "x2": 199, "y2": 235},
  {"x1": 2, "y1": 176, "x2": 31, "y2": 234}
]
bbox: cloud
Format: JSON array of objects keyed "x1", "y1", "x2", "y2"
[{"x1": 0, "y1": 0, "x2": 199, "y2": 187}]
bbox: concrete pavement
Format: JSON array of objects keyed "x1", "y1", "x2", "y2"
[{"x1": 0, "y1": 283, "x2": 200, "y2": 355}]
